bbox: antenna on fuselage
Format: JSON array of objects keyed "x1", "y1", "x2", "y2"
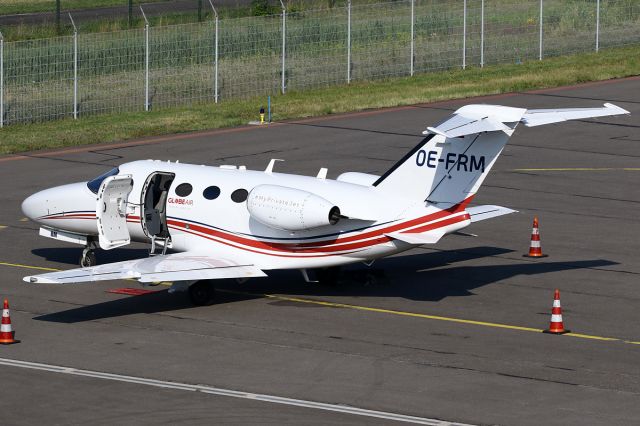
[
  {"x1": 265, "y1": 159, "x2": 284, "y2": 174},
  {"x1": 316, "y1": 168, "x2": 328, "y2": 179}
]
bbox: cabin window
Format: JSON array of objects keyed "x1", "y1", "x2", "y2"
[
  {"x1": 203, "y1": 186, "x2": 221, "y2": 200},
  {"x1": 231, "y1": 189, "x2": 248, "y2": 203},
  {"x1": 87, "y1": 167, "x2": 120, "y2": 194},
  {"x1": 175, "y1": 183, "x2": 193, "y2": 197}
]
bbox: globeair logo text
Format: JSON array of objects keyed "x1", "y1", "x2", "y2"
[{"x1": 168, "y1": 197, "x2": 193, "y2": 205}]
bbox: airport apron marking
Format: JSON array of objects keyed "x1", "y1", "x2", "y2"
[
  {"x1": 218, "y1": 290, "x2": 639, "y2": 345},
  {"x1": 0, "y1": 357, "x2": 473, "y2": 426}
]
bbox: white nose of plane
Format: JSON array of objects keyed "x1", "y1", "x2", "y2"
[{"x1": 21, "y1": 182, "x2": 96, "y2": 224}]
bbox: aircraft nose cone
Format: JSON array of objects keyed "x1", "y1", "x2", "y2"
[
  {"x1": 21, "y1": 182, "x2": 97, "y2": 233},
  {"x1": 21, "y1": 191, "x2": 47, "y2": 222}
]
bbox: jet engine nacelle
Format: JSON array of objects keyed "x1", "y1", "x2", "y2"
[{"x1": 247, "y1": 185, "x2": 341, "y2": 231}]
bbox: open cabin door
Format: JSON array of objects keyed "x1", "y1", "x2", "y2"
[
  {"x1": 96, "y1": 174, "x2": 134, "y2": 250},
  {"x1": 140, "y1": 172, "x2": 175, "y2": 245}
]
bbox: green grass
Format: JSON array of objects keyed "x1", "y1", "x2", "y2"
[
  {"x1": 1, "y1": 44, "x2": 638, "y2": 155},
  {"x1": 4, "y1": 0, "x2": 639, "y2": 126}
]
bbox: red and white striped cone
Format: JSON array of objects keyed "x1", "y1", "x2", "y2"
[
  {"x1": 543, "y1": 289, "x2": 570, "y2": 334},
  {"x1": 524, "y1": 216, "x2": 548, "y2": 258},
  {"x1": 0, "y1": 299, "x2": 20, "y2": 344}
]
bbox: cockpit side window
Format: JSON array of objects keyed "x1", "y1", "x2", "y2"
[{"x1": 87, "y1": 167, "x2": 120, "y2": 194}]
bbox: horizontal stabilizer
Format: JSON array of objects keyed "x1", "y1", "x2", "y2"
[
  {"x1": 467, "y1": 205, "x2": 517, "y2": 223},
  {"x1": 386, "y1": 230, "x2": 446, "y2": 245},
  {"x1": 424, "y1": 115, "x2": 511, "y2": 139},
  {"x1": 521, "y1": 103, "x2": 629, "y2": 127},
  {"x1": 24, "y1": 253, "x2": 266, "y2": 284}
]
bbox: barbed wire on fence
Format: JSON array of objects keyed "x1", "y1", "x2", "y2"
[{"x1": 1, "y1": 0, "x2": 639, "y2": 126}]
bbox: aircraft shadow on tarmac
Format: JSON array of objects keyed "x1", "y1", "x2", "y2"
[
  {"x1": 33, "y1": 246, "x2": 617, "y2": 324},
  {"x1": 31, "y1": 247, "x2": 152, "y2": 265}
]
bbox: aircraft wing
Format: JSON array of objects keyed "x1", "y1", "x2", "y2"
[{"x1": 23, "y1": 253, "x2": 267, "y2": 284}]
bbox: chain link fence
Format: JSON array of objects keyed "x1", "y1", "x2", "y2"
[{"x1": 1, "y1": 0, "x2": 639, "y2": 127}]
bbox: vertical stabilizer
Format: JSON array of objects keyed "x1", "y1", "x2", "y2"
[
  {"x1": 373, "y1": 105, "x2": 525, "y2": 203},
  {"x1": 373, "y1": 103, "x2": 629, "y2": 204}
]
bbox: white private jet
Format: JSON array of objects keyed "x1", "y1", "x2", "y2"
[{"x1": 22, "y1": 103, "x2": 629, "y2": 305}]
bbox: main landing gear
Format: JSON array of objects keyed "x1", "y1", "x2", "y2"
[
  {"x1": 316, "y1": 266, "x2": 342, "y2": 286},
  {"x1": 189, "y1": 280, "x2": 216, "y2": 306},
  {"x1": 80, "y1": 241, "x2": 98, "y2": 267}
]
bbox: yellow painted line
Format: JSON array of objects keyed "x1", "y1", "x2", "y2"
[
  {"x1": 564, "y1": 333, "x2": 618, "y2": 342},
  {"x1": 219, "y1": 290, "x2": 638, "y2": 346},
  {"x1": 512, "y1": 168, "x2": 640, "y2": 172},
  {"x1": 0, "y1": 262, "x2": 636, "y2": 346},
  {"x1": 263, "y1": 293, "x2": 544, "y2": 332},
  {"x1": 0, "y1": 261, "x2": 60, "y2": 272},
  {"x1": 0, "y1": 225, "x2": 7, "y2": 230},
  {"x1": 19, "y1": 218, "x2": 28, "y2": 222}
]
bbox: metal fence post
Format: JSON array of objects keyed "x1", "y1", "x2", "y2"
[
  {"x1": 280, "y1": 0, "x2": 286, "y2": 94},
  {"x1": 462, "y1": 0, "x2": 466, "y2": 69},
  {"x1": 410, "y1": 0, "x2": 414, "y2": 76},
  {"x1": 208, "y1": 0, "x2": 219, "y2": 103},
  {"x1": 0, "y1": 31, "x2": 3, "y2": 128},
  {"x1": 347, "y1": 0, "x2": 351, "y2": 83},
  {"x1": 596, "y1": 0, "x2": 600, "y2": 52},
  {"x1": 480, "y1": 0, "x2": 484, "y2": 67},
  {"x1": 69, "y1": 13, "x2": 78, "y2": 120},
  {"x1": 539, "y1": 0, "x2": 543, "y2": 60},
  {"x1": 141, "y1": 6, "x2": 150, "y2": 111}
]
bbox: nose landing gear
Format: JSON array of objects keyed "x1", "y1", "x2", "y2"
[{"x1": 80, "y1": 240, "x2": 97, "y2": 267}]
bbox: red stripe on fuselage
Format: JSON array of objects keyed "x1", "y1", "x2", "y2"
[{"x1": 40, "y1": 196, "x2": 474, "y2": 256}]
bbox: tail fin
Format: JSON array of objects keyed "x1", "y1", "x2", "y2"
[{"x1": 373, "y1": 103, "x2": 629, "y2": 203}]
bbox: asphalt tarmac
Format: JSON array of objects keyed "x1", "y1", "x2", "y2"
[{"x1": 0, "y1": 77, "x2": 639, "y2": 425}]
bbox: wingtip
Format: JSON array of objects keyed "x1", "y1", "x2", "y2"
[
  {"x1": 425, "y1": 126, "x2": 450, "y2": 138},
  {"x1": 603, "y1": 102, "x2": 630, "y2": 114},
  {"x1": 23, "y1": 275, "x2": 59, "y2": 284}
]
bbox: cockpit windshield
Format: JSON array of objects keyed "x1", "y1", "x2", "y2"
[{"x1": 87, "y1": 167, "x2": 120, "y2": 194}]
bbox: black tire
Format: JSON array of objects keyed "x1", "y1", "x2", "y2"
[
  {"x1": 189, "y1": 280, "x2": 216, "y2": 306},
  {"x1": 364, "y1": 272, "x2": 378, "y2": 287},
  {"x1": 80, "y1": 250, "x2": 97, "y2": 268},
  {"x1": 316, "y1": 267, "x2": 341, "y2": 286}
]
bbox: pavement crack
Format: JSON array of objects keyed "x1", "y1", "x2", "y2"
[{"x1": 214, "y1": 149, "x2": 297, "y2": 161}]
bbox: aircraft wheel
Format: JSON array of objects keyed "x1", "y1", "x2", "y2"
[
  {"x1": 316, "y1": 267, "x2": 341, "y2": 286},
  {"x1": 80, "y1": 250, "x2": 96, "y2": 268},
  {"x1": 364, "y1": 272, "x2": 378, "y2": 287},
  {"x1": 189, "y1": 280, "x2": 216, "y2": 306}
]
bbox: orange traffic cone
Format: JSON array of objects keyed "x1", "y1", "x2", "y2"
[
  {"x1": 524, "y1": 216, "x2": 548, "y2": 258},
  {"x1": 0, "y1": 299, "x2": 20, "y2": 344},
  {"x1": 543, "y1": 289, "x2": 570, "y2": 334}
]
